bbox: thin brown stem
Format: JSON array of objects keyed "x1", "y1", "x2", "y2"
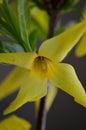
[
  {"x1": 36, "y1": 1, "x2": 67, "y2": 129},
  {"x1": 36, "y1": 96, "x2": 47, "y2": 130},
  {"x1": 36, "y1": 11, "x2": 59, "y2": 130}
]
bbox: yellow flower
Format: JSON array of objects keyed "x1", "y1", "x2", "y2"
[
  {"x1": 0, "y1": 21, "x2": 86, "y2": 114},
  {"x1": 75, "y1": 6, "x2": 86, "y2": 57},
  {"x1": 0, "y1": 115, "x2": 31, "y2": 130}
]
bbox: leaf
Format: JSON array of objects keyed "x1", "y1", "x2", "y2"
[
  {"x1": 29, "y1": 29, "x2": 38, "y2": 50},
  {"x1": 0, "y1": 115, "x2": 31, "y2": 130},
  {"x1": 61, "y1": 0, "x2": 79, "y2": 12},
  {"x1": 0, "y1": 0, "x2": 3, "y2": 4},
  {"x1": 0, "y1": 0, "x2": 20, "y2": 39},
  {"x1": 0, "y1": 41, "x2": 24, "y2": 53},
  {"x1": 55, "y1": 21, "x2": 77, "y2": 35},
  {"x1": 18, "y1": 0, "x2": 32, "y2": 51}
]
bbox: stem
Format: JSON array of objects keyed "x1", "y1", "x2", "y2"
[
  {"x1": 36, "y1": 96, "x2": 47, "y2": 130},
  {"x1": 36, "y1": 10, "x2": 59, "y2": 130}
]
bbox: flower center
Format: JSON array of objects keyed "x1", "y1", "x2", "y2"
[{"x1": 32, "y1": 56, "x2": 54, "y2": 78}]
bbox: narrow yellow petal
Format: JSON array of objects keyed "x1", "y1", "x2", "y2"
[
  {"x1": 35, "y1": 83, "x2": 57, "y2": 116},
  {"x1": 75, "y1": 32, "x2": 86, "y2": 57},
  {"x1": 46, "y1": 84, "x2": 57, "y2": 111},
  {"x1": 4, "y1": 72, "x2": 47, "y2": 114},
  {"x1": 0, "y1": 115, "x2": 31, "y2": 130},
  {"x1": 0, "y1": 52, "x2": 37, "y2": 69},
  {"x1": 0, "y1": 67, "x2": 29, "y2": 99},
  {"x1": 48, "y1": 63, "x2": 86, "y2": 107},
  {"x1": 39, "y1": 21, "x2": 86, "y2": 62},
  {"x1": 35, "y1": 100, "x2": 40, "y2": 117}
]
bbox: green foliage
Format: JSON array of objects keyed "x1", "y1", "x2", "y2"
[
  {"x1": 61, "y1": 0, "x2": 79, "y2": 12},
  {"x1": 55, "y1": 21, "x2": 77, "y2": 35},
  {"x1": 0, "y1": 0, "x2": 33, "y2": 52},
  {"x1": 18, "y1": 0, "x2": 32, "y2": 51},
  {"x1": 0, "y1": 41, "x2": 24, "y2": 53}
]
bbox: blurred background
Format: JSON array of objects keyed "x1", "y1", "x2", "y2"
[{"x1": 0, "y1": 0, "x2": 86, "y2": 130}]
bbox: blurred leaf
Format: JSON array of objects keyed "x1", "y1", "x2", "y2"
[
  {"x1": 18, "y1": 0, "x2": 32, "y2": 51},
  {"x1": 0, "y1": 115, "x2": 31, "y2": 130},
  {"x1": 55, "y1": 27, "x2": 65, "y2": 35},
  {"x1": 0, "y1": 18, "x2": 19, "y2": 41},
  {"x1": 30, "y1": 6, "x2": 49, "y2": 40},
  {"x1": 81, "y1": 5, "x2": 86, "y2": 20},
  {"x1": 55, "y1": 21, "x2": 77, "y2": 35},
  {"x1": 61, "y1": 0, "x2": 79, "y2": 12},
  {"x1": 0, "y1": 0, "x2": 20, "y2": 39},
  {"x1": 32, "y1": 0, "x2": 45, "y2": 9},
  {"x1": 29, "y1": 29, "x2": 38, "y2": 50},
  {"x1": 0, "y1": 0, "x2": 3, "y2": 4},
  {"x1": 0, "y1": 41, "x2": 24, "y2": 53}
]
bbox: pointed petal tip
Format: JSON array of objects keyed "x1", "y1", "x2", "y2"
[
  {"x1": 3, "y1": 107, "x2": 16, "y2": 115},
  {"x1": 74, "y1": 95, "x2": 86, "y2": 108},
  {"x1": 75, "y1": 49, "x2": 86, "y2": 57},
  {"x1": 39, "y1": 20, "x2": 86, "y2": 62}
]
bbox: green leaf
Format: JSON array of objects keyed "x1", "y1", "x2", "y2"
[
  {"x1": 0, "y1": 115, "x2": 31, "y2": 130},
  {"x1": 0, "y1": 41, "x2": 24, "y2": 53},
  {"x1": 55, "y1": 21, "x2": 77, "y2": 35},
  {"x1": 29, "y1": 29, "x2": 38, "y2": 50},
  {"x1": 0, "y1": 18, "x2": 19, "y2": 41},
  {"x1": 0, "y1": 0, "x2": 20, "y2": 39},
  {"x1": 61, "y1": 0, "x2": 79, "y2": 12},
  {"x1": 32, "y1": 0, "x2": 45, "y2": 9},
  {"x1": 18, "y1": 0, "x2": 32, "y2": 51}
]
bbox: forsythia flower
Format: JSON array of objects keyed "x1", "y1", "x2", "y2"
[
  {"x1": 75, "y1": 6, "x2": 86, "y2": 57},
  {"x1": 0, "y1": 115, "x2": 31, "y2": 130},
  {"x1": 0, "y1": 21, "x2": 86, "y2": 114}
]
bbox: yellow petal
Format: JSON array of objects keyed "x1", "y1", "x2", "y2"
[
  {"x1": 0, "y1": 115, "x2": 31, "y2": 130},
  {"x1": 46, "y1": 84, "x2": 57, "y2": 111},
  {"x1": 39, "y1": 21, "x2": 86, "y2": 62},
  {"x1": 0, "y1": 67, "x2": 29, "y2": 99},
  {"x1": 48, "y1": 63, "x2": 86, "y2": 107},
  {"x1": 35, "y1": 100, "x2": 40, "y2": 117},
  {"x1": 0, "y1": 52, "x2": 37, "y2": 69},
  {"x1": 35, "y1": 83, "x2": 57, "y2": 116},
  {"x1": 31, "y1": 6, "x2": 49, "y2": 36},
  {"x1": 4, "y1": 72, "x2": 47, "y2": 114},
  {"x1": 75, "y1": 32, "x2": 86, "y2": 57}
]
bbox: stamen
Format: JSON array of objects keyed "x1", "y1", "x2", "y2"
[{"x1": 31, "y1": 56, "x2": 54, "y2": 78}]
